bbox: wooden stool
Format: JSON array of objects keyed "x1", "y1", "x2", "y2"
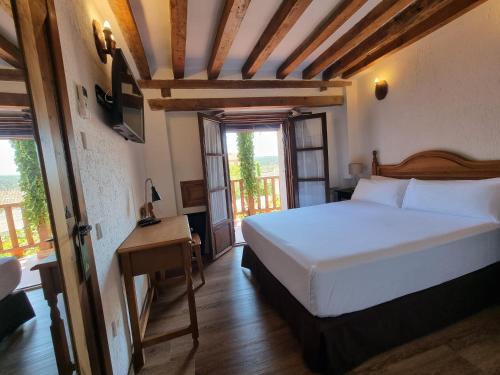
[{"x1": 191, "y1": 233, "x2": 205, "y2": 285}]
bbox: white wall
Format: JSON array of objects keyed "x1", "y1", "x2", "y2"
[
  {"x1": 348, "y1": 1, "x2": 500, "y2": 169},
  {"x1": 54, "y1": 1, "x2": 150, "y2": 374}
]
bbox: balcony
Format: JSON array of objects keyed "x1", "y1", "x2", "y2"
[
  {"x1": 0, "y1": 198, "x2": 53, "y2": 289},
  {"x1": 230, "y1": 176, "x2": 281, "y2": 243}
]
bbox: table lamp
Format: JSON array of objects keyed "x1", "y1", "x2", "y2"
[
  {"x1": 138, "y1": 178, "x2": 162, "y2": 227},
  {"x1": 348, "y1": 162, "x2": 364, "y2": 186}
]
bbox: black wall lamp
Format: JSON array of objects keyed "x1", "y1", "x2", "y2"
[
  {"x1": 93, "y1": 20, "x2": 116, "y2": 63},
  {"x1": 375, "y1": 78, "x2": 389, "y2": 100}
]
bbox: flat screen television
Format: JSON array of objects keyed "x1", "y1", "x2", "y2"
[{"x1": 110, "y1": 48, "x2": 145, "y2": 143}]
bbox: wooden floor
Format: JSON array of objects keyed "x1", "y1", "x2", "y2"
[
  {"x1": 143, "y1": 246, "x2": 500, "y2": 375},
  {"x1": 0, "y1": 288, "x2": 62, "y2": 375}
]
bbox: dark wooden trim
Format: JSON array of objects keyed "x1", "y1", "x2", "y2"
[
  {"x1": 209, "y1": 187, "x2": 228, "y2": 194},
  {"x1": 138, "y1": 79, "x2": 351, "y2": 90},
  {"x1": 0, "y1": 68, "x2": 25, "y2": 81},
  {"x1": 0, "y1": 33, "x2": 23, "y2": 68},
  {"x1": 342, "y1": 0, "x2": 488, "y2": 78},
  {"x1": 323, "y1": 0, "x2": 457, "y2": 79},
  {"x1": 302, "y1": 0, "x2": 412, "y2": 79},
  {"x1": 297, "y1": 177, "x2": 327, "y2": 182},
  {"x1": 198, "y1": 113, "x2": 234, "y2": 260},
  {"x1": 46, "y1": 0, "x2": 114, "y2": 372},
  {"x1": 372, "y1": 149, "x2": 500, "y2": 180},
  {"x1": 149, "y1": 96, "x2": 344, "y2": 111},
  {"x1": 296, "y1": 146, "x2": 325, "y2": 152},
  {"x1": 107, "y1": 0, "x2": 151, "y2": 80},
  {"x1": 277, "y1": 0, "x2": 367, "y2": 79},
  {"x1": 208, "y1": 0, "x2": 251, "y2": 79},
  {"x1": 0, "y1": 92, "x2": 30, "y2": 107},
  {"x1": 242, "y1": 0, "x2": 312, "y2": 79},
  {"x1": 180, "y1": 180, "x2": 207, "y2": 208},
  {"x1": 170, "y1": 0, "x2": 188, "y2": 79},
  {"x1": 288, "y1": 112, "x2": 330, "y2": 207}
]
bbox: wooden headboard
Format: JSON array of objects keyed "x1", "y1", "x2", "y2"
[{"x1": 372, "y1": 150, "x2": 500, "y2": 180}]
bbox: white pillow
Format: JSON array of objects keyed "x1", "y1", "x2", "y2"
[
  {"x1": 351, "y1": 178, "x2": 409, "y2": 208},
  {"x1": 402, "y1": 178, "x2": 500, "y2": 222},
  {"x1": 371, "y1": 175, "x2": 409, "y2": 183}
]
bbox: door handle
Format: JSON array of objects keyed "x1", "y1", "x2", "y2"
[{"x1": 78, "y1": 224, "x2": 93, "y2": 237}]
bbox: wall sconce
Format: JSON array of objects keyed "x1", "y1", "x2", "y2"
[
  {"x1": 374, "y1": 78, "x2": 388, "y2": 100},
  {"x1": 93, "y1": 20, "x2": 116, "y2": 63}
]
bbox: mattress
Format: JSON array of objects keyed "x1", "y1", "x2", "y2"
[
  {"x1": 242, "y1": 201, "x2": 500, "y2": 317},
  {"x1": 0, "y1": 257, "x2": 21, "y2": 301}
]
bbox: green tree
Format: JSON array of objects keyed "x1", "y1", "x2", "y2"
[
  {"x1": 11, "y1": 140, "x2": 51, "y2": 246},
  {"x1": 237, "y1": 132, "x2": 257, "y2": 213}
]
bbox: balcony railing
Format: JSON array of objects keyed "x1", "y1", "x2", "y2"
[
  {"x1": 230, "y1": 176, "x2": 281, "y2": 218},
  {"x1": 0, "y1": 202, "x2": 40, "y2": 257}
]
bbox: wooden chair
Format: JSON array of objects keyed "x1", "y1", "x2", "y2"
[{"x1": 191, "y1": 233, "x2": 205, "y2": 285}]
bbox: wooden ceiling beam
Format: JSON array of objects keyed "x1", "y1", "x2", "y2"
[
  {"x1": 342, "y1": 0, "x2": 488, "y2": 78},
  {"x1": 323, "y1": 0, "x2": 457, "y2": 80},
  {"x1": 302, "y1": 0, "x2": 413, "y2": 79},
  {"x1": 276, "y1": 0, "x2": 367, "y2": 79},
  {"x1": 108, "y1": 0, "x2": 151, "y2": 79},
  {"x1": 0, "y1": 68, "x2": 25, "y2": 81},
  {"x1": 148, "y1": 95, "x2": 343, "y2": 111},
  {"x1": 0, "y1": 92, "x2": 30, "y2": 107},
  {"x1": 242, "y1": 0, "x2": 312, "y2": 79},
  {"x1": 139, "y1": 79, "x2": 351, "y2": 90},
  {"x1": 208, "y1": 0, "x2": 251, "y2": 80},
  {"x1": 0, "y1": 33, "x2": 23, "y2": 69},
  {"x1": 170, "y1": 0, "x2": 188, "y2": 79},
  {"x1": 0, "y1": 0, "x2": 12, "y2": 17}
]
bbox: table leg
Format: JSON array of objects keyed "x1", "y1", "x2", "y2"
[
  {"x1": 122, "y1": 254, "x2": 145, "y2": 372},
  {"x1": 39, "y1": 268, "x2": 74, "y2": 375},
  {"x1": 183, "y1": 242, "x2": 199, "y2": 340}
]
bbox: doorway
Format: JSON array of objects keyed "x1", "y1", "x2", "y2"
[
  {"x1": 0, "y1": 139, "x2": 54, "y2": 289},
  {"x1": 225, "y1": 127, "x2": 288, "y2": 243}
]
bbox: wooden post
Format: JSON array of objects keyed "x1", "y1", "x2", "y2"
[
  {"x1": 5, "y1": 206, "x2": 21, "y2": 256},
  {"x1": 271, "y1": 177, "x2": 277, "y2": 209},
  {"x1": 22, "y1": 207, "x2": 35, "y2": 246},
  {"x1": 230, "y1": 180, "x2": 237, "y2": 217},
  {"x1": 264, "y1": 178, "x2": 269, "y2": 211}
]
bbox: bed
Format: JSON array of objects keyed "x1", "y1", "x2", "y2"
[
  {"x1": 241, "y1": 150, "x2": 500, "y2": 374},
  {"x1": 0, "y1": 257, "x2": 35, "y2": 340}
]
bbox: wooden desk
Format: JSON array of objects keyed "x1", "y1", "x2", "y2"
[
  {"x1": 117, "y1": 216, "x2": 198, "y2": 372},
  {"x1": 31, "y1": 255, "x2": 75, "y2": 375}
]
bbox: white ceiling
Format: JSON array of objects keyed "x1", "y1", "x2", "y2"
[{"x1": 132, "y1": 0, "x2": 381, "y2": 79}]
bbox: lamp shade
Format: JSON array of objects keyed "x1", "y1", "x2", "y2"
[
  {"x1": 151, "y1": 186, "x2": 161, "y2": 202},
  {"x1": 348, "y1": 162, "x2": 364, "y2": 177}
]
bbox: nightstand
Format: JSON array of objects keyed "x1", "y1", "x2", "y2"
[{"x1": 332, "y1": 187, "x2": 355, "y2": 202}]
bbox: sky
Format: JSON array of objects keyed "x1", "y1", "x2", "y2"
[
  {"x1": 0, "y1": 140, "x2": 19, "y2": 175},
  {"x1": 226, "y1": 131, "x2": 278, "y2": 157}
]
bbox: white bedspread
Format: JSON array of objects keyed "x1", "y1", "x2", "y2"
[
  {"x1": 242, "y1": 201, "x2": 500, "y2": 317},
  {"x1": 0, "y1": 257, "x2": 21, "y2": 300}
]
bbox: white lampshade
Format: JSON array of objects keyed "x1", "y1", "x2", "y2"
[{"x1": 348, "y1": 162, "x2": 364, "y2": 177}]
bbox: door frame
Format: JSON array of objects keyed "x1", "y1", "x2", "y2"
[
  {"x1": 198, "y1": 112, "x2": 235, "y2": 259},
  {"x1": 12, "y1": 0, "x2": 113, "y2": 373}
]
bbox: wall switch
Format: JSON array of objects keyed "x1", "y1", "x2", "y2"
[
  {"x1": 111, "y1": 320, "x2": 118, "y2": 337},
  {"x1": 76, "y1": 84, "x2": 90, "y2": 120},
  {"x1": 81, "y1": 131, "x2": 88, "y2": 150},
  {"x1": 95, "y1": 223, "x2": 103, "y2": 240}
]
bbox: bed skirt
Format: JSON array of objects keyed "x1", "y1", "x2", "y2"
[
  {"x1": 0, "y1": 290, "x2": 35, "y2": 341},
  {"x1": 241, "y1": 245, "x2": 500, "y2": 374}
]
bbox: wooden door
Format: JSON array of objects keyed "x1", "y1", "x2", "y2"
[
  {"x1": 287, "y1": 113, "x2": 330, "y2": 207},
  {"x1": 13, "y1": 0, "x2": 112, "y2": 373},
  {"x1": 198, "y1": 113, "x2": 234, "y2": 259}
]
